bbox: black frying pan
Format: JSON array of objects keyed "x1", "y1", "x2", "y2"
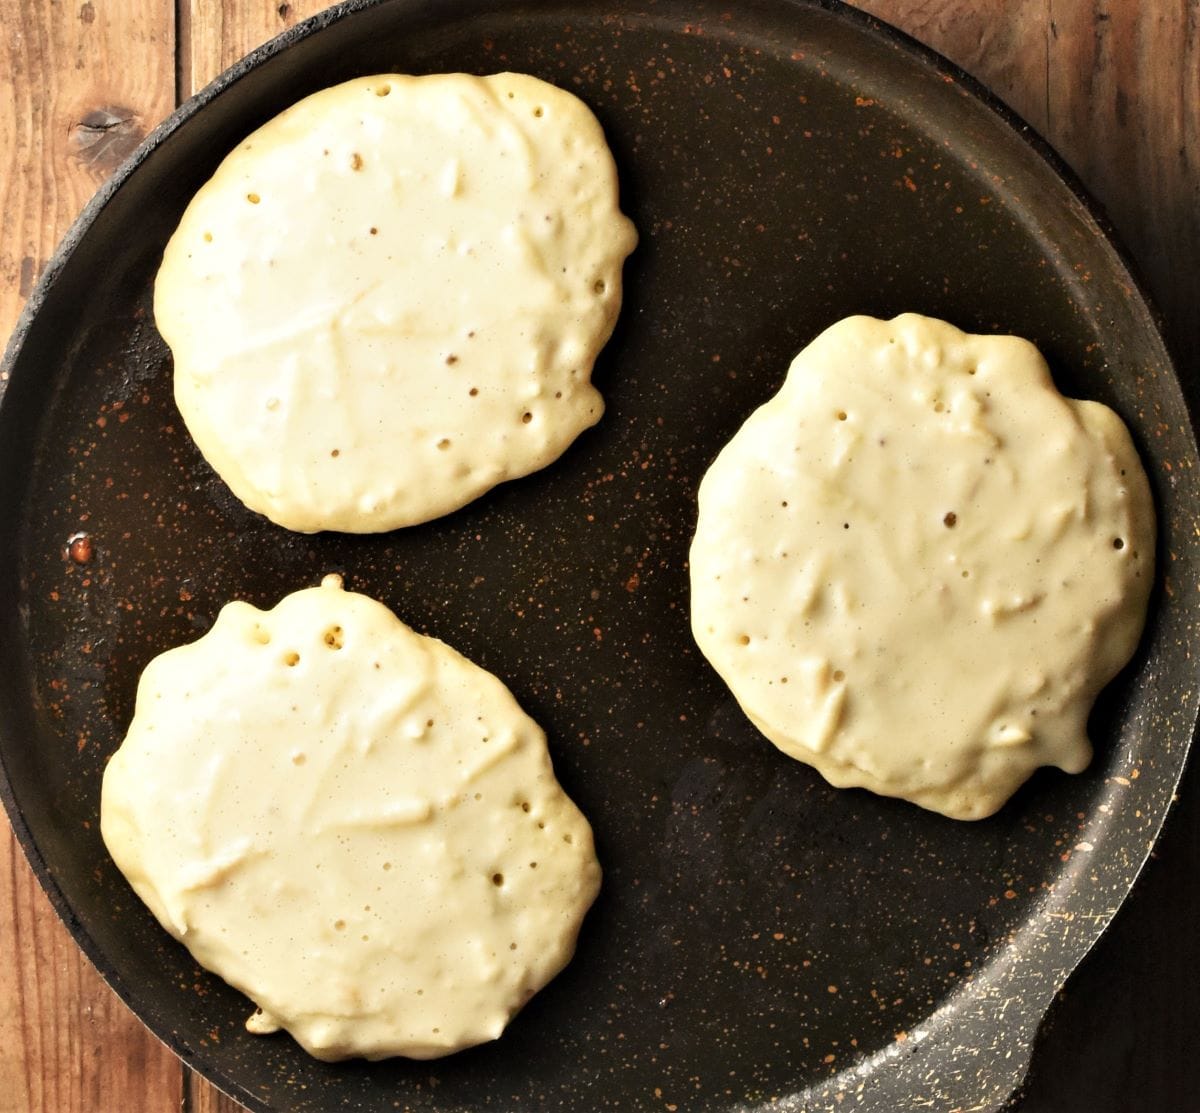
[{"x1": 1, "y1": 1, "x2": 1196, "y2": 1110}]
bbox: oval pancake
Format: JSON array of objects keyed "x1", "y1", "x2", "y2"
[
  {"x1": 690, "y1": 314, "x2": 1154, "y2": 820},
  {"x1": 101, "y1": 574, "x2": 601, "y2": 1060},
  {"x1": 156, "y1": 73, "x2": 637, "y2": 533}
]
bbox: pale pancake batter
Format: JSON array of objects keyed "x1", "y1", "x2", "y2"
[
  {"x1": 155, "y1": 73, "x2": 637, "y2": 533},
  {"x1": 101, "y1": 575, "x2": 601, "y2": 1060},
  {"x1": 690, "y1": 314, "x2": 1154, "y2": 820}
]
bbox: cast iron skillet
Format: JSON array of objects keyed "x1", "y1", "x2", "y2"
[{"x1": 1, "y1": 1, "x2": 1196, "y2": 1110}]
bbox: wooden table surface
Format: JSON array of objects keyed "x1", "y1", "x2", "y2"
[{"x1": 2, "y1": 2, "x2": 1197, "y2": 1110}]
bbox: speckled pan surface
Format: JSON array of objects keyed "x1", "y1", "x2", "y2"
[{"x1": 0, "y1": 1, "x2": 1196, "y2": 1111}]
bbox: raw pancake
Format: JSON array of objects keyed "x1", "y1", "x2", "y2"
[
  {"x1": 155, "y1": 73, "x2": 637, "y2": 533},
  {"x1": 100, "y1": 574, "x2": 601, "y2": 1061},
  {"x1": 689, "y1": 314, "x2": 1155, "y2": 820}
]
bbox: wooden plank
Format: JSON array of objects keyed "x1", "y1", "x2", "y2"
[
  {"x1": 183, "y1": 0, "x2": 325, "y2": 94},
  {"x1": 831, "y1": 4, "x2": 1200, "y2": 1110},
  {"x1": 185, "y1": 1073, "x2": 256, "y2": 1113},
  {"x1": 1044, "y1": 0, "x2": 1200, "y2": 368},
  {"x1": 0, "y1": 3, "x2": 180, "y2": 1110},
  {"x1": 855, "y1": 0, "x2": 1052, "y2": 135},
  {"x1": 179, "y1": 5, "x2": 330, "y2": 1107},
  {"x1": 854, "y1": 1, "x2": 1200, "y2": 368},
  {"x1": 0, "y1": 838, "x2": 181, "y2": 1113},
  {"x1": 1017, "y1": 6, "x2": 1200, "y2": 1104},
  {"x1": 0, "y1": 0, "x2": 175, "y2": 344}
]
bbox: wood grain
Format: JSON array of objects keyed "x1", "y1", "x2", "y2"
[
  {"x1": 182, "y1": 0, "x2": 321, "y2": 94},
  {"x1": 857, "y1": 0, "x2": 1053, "y2": 134},
  {"x1": 0, "y1": 1, "x2": 181, "y2": 1109},
  {"x1": 179, "y1": 11, "x2": 330, "y2": 1108},
  {"x1": 856, "y1": 4, "x2": 1200, "y2": 1110},
  {"x1": 185, "y1": 1072, "x2": 250, "y2": 1113},
  {"x1": 0, "y1": 3, "x2": 1196, "y2": 1111},
  {"x1": 1043, "y1": 0, "x2": 1200, "y2": 371},
  {"x1": 0, "y1": 834, "x2": 182, "y2": 1113},
  {"x1": 0, "y1": 0, "x2": 175, "y2": 345},
  {"x1": 857, "y1": 0, "x2": 1200, "y2": 371}
]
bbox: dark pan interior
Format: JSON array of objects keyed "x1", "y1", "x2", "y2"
[{"x1": 1, "y1": 1, "x2": 1196, "y2": 1110}]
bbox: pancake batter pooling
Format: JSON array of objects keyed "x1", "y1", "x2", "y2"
[
  {"x1": 101, "y1": 574, "x2": 601, "y2": 1060},
  {"x1": 155, "y1": 72, "x2": 637, "y2": 533},
  {"x1": 690, "y1": 313, "x2": 1154, "y2": 820}
]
